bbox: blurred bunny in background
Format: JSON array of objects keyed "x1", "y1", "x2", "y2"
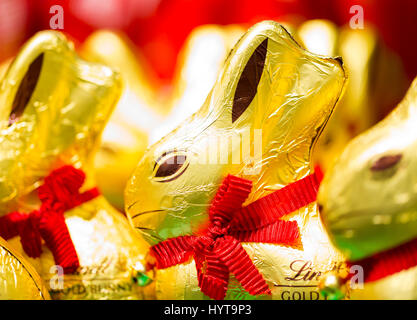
[
  {"x1": 319, "y1": 77, "x2": 417, "y2": 299},
  {"x1": 80, "y1": 25, "x2": 244, "y2": 211}
]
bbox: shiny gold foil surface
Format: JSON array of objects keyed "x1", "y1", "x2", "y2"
[
  {"x1": 0, "y1": 236, "x2": 50, "y2": 300},
  {"x1": 81, "y1": 27, "x2": 244, "y2": 210},
  {"x1": 318, "y1": 78, "x2": 417, "y2": 299},
  {"x1": 296, "y1": 20, "x2": 407, "y2": 171},
  {"x1": 126, "y1": 21, "x2": 348, "y2": 300},
  {"x1": 81, "y1": 31, "x2": 161, "y2": 211},
  {"x1": 0, "y1": 31, "x2": 149, "y2": 299}
]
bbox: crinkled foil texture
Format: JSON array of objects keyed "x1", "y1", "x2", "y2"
[
  {"x1": 0, "y1": 237, "x2": 49, "y2": 300},
  {"x1": 126, "y1": 21, "x2": 348, "y2": 299},
  {"x1": 81, "y1": 26, "x2": 244, "y2": 211},
  {"x1": 0, "y1": 31, "x2": 149, "y2": 299},
  {"x1": 7, "y1": 197, "x2": 148, "y2": 300},
  {"x1": 0, "y1": 31, "x2": 120, "y2": 213},
  {"x1": 154, "y1": 205, "x2": 347, "y2": 300}
]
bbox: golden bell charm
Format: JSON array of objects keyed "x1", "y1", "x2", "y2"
[
  {"x1": 318, "y1": 271, "x2": 347, "y2": 300},
  {"x1": 0, "y1": 30, "x2": 149, "y2": 300},
  {"x1": 126, "y1": 21, "x2": 348, "y2": 300}
]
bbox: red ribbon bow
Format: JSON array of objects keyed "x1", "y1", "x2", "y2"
[
  {"x1": 150, "y1": 169, "x2": 323, "y2": 300},
  {"x1": 0, "y1": 165, "x2": 99, "y2": 274}
]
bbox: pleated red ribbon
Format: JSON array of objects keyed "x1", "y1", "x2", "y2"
[
  {"x1": 0, "y1": 165, "x2": 99, "y2": 274},
  {"x1": 149, "y1": 168, "x2": 323, "y2": 300}
]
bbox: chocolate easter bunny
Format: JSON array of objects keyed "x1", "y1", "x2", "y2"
[
  {"x1": 0, "y1": 31, "x2": 149, "y2": 299},
  {"x1": 126, "y1": 21, "x2": 348, "y2": 300},
  {"x1": 319, "y1": 77, "x2": 417, "y2": 299}
]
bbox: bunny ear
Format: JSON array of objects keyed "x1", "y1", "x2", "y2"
[
  {"x1": 232, "y1": 38, "x2": 268, "y2": 123},
  {"x1": 9, "y1": 54, "x2": 43, "y2": 125}
]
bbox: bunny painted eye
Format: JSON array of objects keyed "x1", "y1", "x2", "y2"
[
  {"x1": 371, "y1": 154, "x2": 402, "y2": 172},
  {"x1": 9, "y1": 54, "x2": 44, "y2": 126},
  {"x1": 152, "y1": 150, "x2": 189, "y2": 182}
]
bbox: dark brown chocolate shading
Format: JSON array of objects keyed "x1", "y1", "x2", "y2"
[
  {"x1": 232, "y1": 38, "x2": 268, "y2": 123},
  {"x1": 155, "y1": 155, "x2": 187, "y2": 178},
  {"x1": 9, "y1": 54, "x2": 44, "y2": 126}
]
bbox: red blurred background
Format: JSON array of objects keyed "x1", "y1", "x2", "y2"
[{"x1": 1, "y1": 0, "x2": 416, "y2": 86}]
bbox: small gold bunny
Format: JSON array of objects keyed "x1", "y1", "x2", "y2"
[{"x1": 0, "y1": 31, "x2": 148, "y2": 300}]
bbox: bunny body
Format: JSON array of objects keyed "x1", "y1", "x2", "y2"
[
  {"x1": 0, "y1": 31, "x2": 148, "y2": 299},
  {"x1": 126, "y1": 21, "x2": 347, "y2": 300},
  {"x1": 154, "y1": 205, "x2": 345, "y2": 300}
]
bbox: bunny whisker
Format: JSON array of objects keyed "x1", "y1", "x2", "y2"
[{"x1": 131, "y1": 209, "x2": 165, "y2": 220}]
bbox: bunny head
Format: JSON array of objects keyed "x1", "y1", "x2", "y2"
[
  {"x1": 0, "y1": 31, "x2": 121, "y2": 212},
  {"x1": 126, "y1": 21, "x2": 347, "y2": 245},
  {"x1": 319, "y1": 77, "x2": 417, "y2": 262},
  {"x1": 297, "y1": 20, "x2": 407, "y2": 172}
]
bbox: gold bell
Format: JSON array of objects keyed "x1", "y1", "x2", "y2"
[{"x1": 318, "y1": 271, "x2": 347, "y2": 300}]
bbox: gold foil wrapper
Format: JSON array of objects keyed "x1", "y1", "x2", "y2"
[
  {"x1": 319, "y1": 78, "x2": 417, "y2": 299},
  {"x1": 81, "y1": 27, "x2": 244, "y2": 210},
  {"x1": 295, "y1": 20, "x2": 407, "y2": 171},
  {"x1": 0, "y1": 236, "x2": 50, "y2": 300},
  {"x1": 350, "y1": 266, "x2": 417, "y2": 300},
  {"x1": 81, "y1": 31, "x2": 161, "y2": 211},
  {"x1": 0, "y1": 31, "x2": 148, "y2": 299},
  {"x1": 126, "y1": 21, "x2": 348, "y2": 300}
]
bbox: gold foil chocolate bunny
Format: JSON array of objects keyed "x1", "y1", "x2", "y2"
[
  {"x1": 0, "y1": 31, "x2": 149, "y2": 299},
  {"x1": 318, "y1": 77, "x2": 417, "y2": 299},
  {"x1": 126, "y1": 21, "x2": 348, "y2": 300},
  {"x1": 0, "y1": 236, "x2": 50, "y2": 299}
]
